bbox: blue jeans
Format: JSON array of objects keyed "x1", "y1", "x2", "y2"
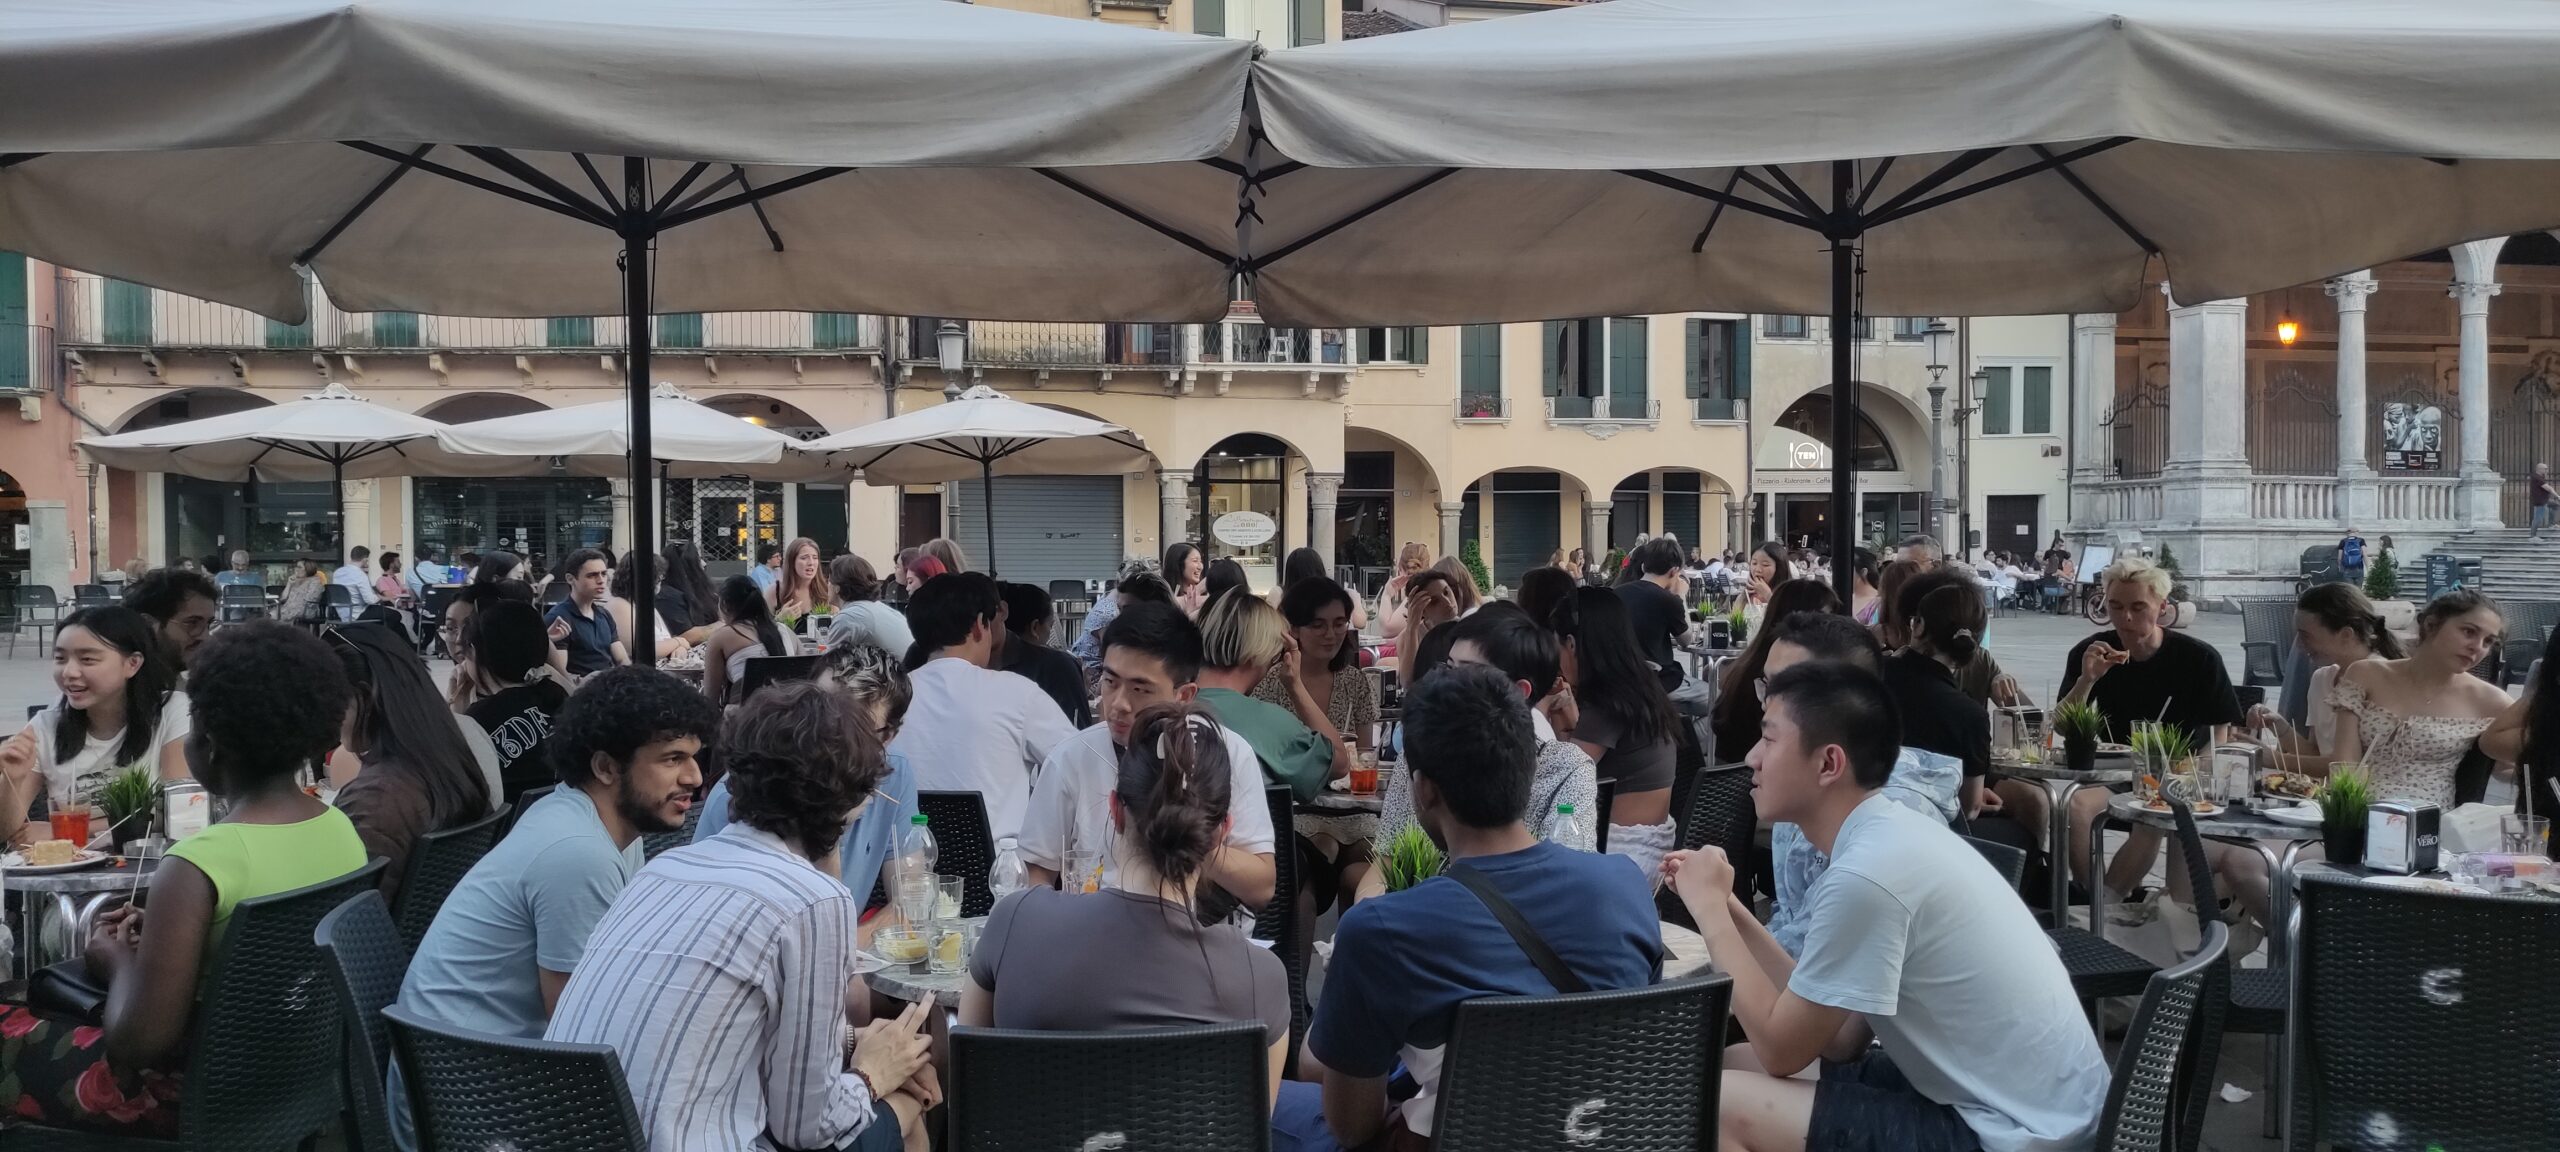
[
  {"x1": 1272, "y1": 1081, "x2": 1349, "y2": 1152},
  {"x1": 2535, "y1": 505, "x2": 2556, "y2": 534}
]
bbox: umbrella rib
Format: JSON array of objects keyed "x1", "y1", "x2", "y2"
[
  {"x1": 1852, "y1": 156, "x2": 1897, "y2": 214},
  {"x1": 1863, "y1": 137, "x2": 2135, "y2": 229},
  {"x1": 1747, "y1": 166, "x2": 1827, "y2": 222},
  {"x1": 652, "y1": 163, "x2": 715, "y2": 216},
  {"x1": 659, "y1": 166, "x2": 854, "y2": 231},
  {"x1": 569, "y1": 152, "x2": 620, "y2": 212},
  {"x1": 2028, "y1": 144, "x2": 2159, "y2": 255},
  {"x1": 340, "y1": 142, "x2": 614, "y2": 230},
  {"x1": 1247, "y1": 168, "x2": 1459, "y2": 273},
  {"x1": 297, "y1": 144, "x2": 434, "y2": 266},
  {"x1": 1033, "y1": 169, "x2": 1239, "y2": 269},
  {"x1": 1616, "y1": 170, "x2": 1822, "y2": 234},
  {"x1": 1201, "y1": 157, "x2": 1308, "y2": 183},
  {"x1": 1689, "y1": 170, "x2": 1745, "y2": 253},
  {"x1": 1855, "y1": 147, "x2": 2011, "y2": 225},
  {"x1": 669, "y1": 167, "x2": 746, "y2": 216},
  {"x1": 729, "y1": 166, "x2": 789, "y2": 253},
  {"x1": 460, "y1": 147, "x2": 618, "y2": 226}
]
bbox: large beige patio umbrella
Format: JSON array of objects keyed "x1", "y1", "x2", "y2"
[
  {"x1": 433, "y1": 382, "x2": 837, "y2": 481},
  {"x1": 1234, "y1": 0, "x2": 2560, "y2": 595},
  {"x1": 0, "y1": 0, "x2": 1251, "y2": 639}
]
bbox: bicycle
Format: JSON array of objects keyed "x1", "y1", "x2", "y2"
[{"x1": 2082, "y1": 583, "x2": 2181, "y2": 628}]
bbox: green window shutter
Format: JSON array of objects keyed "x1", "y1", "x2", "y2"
[
  {"x1": 1684, "y1": 319, "x2": 1703, "y2": 399},
  {"x1": 265, "y1": 277, "x2": 313, "y2": 348},
  {"x1": 373, "y1": 311, "x2": 420, "y2": 347},
  {"x1": 813, "y1": 313, "x2": 861, "y2": 349},
  {"x1": 658, "y1": 312, "x2": 704, "y2": 348},
  {"x1": 2022, "y1": 365, "x2": 2053, "y2": 434},
  {"x1": 1542, "y1": 321, "x2": 1565, "y2": 397},
  {"x1": 547, "y1": 316, "x2": 595, "y2": 346},
  {"x1": 1292, "y1": 0, "x2": 1323, "y2": 45},
  {"x1": 1980, "y1": 366, "x2": 2011, "y2": 436},
  {"x1": 1404, "y1": 326, "x2": 1428, "y2": 364},
  {"x1": 0, "y1": 252, "x2": 25, "y2": 392},
  {"x1": 104, "y1": 279, "x2": 153, "y2": 345},
  {"x1": 1460, "y1": 324, "x2": 1501, "y2": 395},
  {"x1": 1612, "y1": 317, "x2": 1648, "y2": 400},
  {"x1": 1731, "y1": 321, "x2": 1751, "y2": 401},
  {"x1": 1195, "y1": 0, "x2": 1224, "y2": 36}
]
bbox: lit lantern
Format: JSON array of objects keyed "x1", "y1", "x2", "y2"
[{"x1": 2275, "y1": 316, "x2": 2301, "y2": 347}]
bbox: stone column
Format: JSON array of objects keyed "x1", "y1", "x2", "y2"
[
  {"x1": 1436, "y1": 500, "x2": 1465, "y2": 561},
  {"x1": 1158, "y1": 470, "x2": 1193, "y2": 548},
  {"x1": 2160, "y1": 285, "x2": 2255, "y2": 591},
  {"x1": 2451, "y1": 238, "x2": 2508, "y2": 527},
  {"x1": 25, "y1": 500, "x2": 70, "y2": 598},
  {"x1": 1307, "y1": 472, "x2": 1342, "y2": 566},
  {"x1": 609, "y1": 477, "x2": 632, "y2": 555},
  {"x1": 342, "y1": 479, "x2": 377, "y2": 558},
  {"x1": 1582, "y1": 497, "x2": 1611, "y2": 557},
  {"x1": 2069, "y1": 313, "x2": 2116, "y2": 533},
  {"x1": 2328, "y1": 271, "x2": 2381, "y2": 527}
]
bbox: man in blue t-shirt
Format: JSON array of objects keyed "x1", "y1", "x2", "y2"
[{"x1": 1272, "y1": 664, "x2": 1661, "y2": 1152}]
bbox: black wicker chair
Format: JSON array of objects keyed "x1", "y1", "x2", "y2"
[
  {"x1": 1434, "y1": 976, "x2": 1732, "y2": 1152},
  {"x1": 1594, "y1": 775, "x2": 1617, "y2": 852},
  {"x1": 2287, "y1": 871, "x2": 2560, "y2": 1149},
  {"x1": 1677, "y1": 762, "x2": 1756, "y2": 893},
  {"x1": 638, "y1": 800, "x2": 701, "y2": 862},
  {"x1": 71, "y1": 584, "x2": 112, "y2": 609},
  {"x1": 6, "y1": 860, "x2": 387, "y2": 1150},
  {"x1": 382, "y1": 1003, "x2": 646, "y2": 1152},
  {"x1": 2093, "y1": 920, "x2": 2230, "y2": 1152},
  {"x1": 917, "y1": 790, "x2": 997, "y2": 917},
  {"x1": 1247, "y1": 784, "x2": 1307, "y2": 1075},
  {"x1": 315, "y1": 890, "x2": 412, "y2": 1152},
  {"x1": 947, "y1": 1022, "x2": 1270, "y2": 1152},
  {"x1": 393, "y1": 803, "x2": 511, "y2": 950},
  {"x1": 216, "y1": 583, "x2": 268, "y2": 624},
  {"x1": 2236, "y1": 599, "x2": 2296, "y2": 689},
  {"x1": 1963, "y1": 834, "x2": 2028, "y2": 892},
  {"x1": 735, "y1": 653, "x2": 821, "y2": 702}
]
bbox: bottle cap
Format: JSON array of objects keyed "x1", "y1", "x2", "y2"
[
  {"x1": 912, "y1": 813, "x2": 929, "y2": 825},
  {"x1": 1556, "y1": 804, "x2": 1575, "y2": 815}
]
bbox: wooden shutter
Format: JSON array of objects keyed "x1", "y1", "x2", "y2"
[
  {"x1": 1980, "y1": 366, "x2": 2011, "y2": 436},
  {"x1": 1684, "y1": 319, "x2": 1704, "y2": 399},
  {"x1": 812, "y1": 313, "x2": 862, "y2": 349},
  {"x1": 104, "y1": 279, "x2": 153, "y2": 345},
  {"x1": 2022, "y1": 365, "x2": 2053, "y2": 434},
  {"x1": 1731, "y1": 321, "x2": 1752, "y2": 400},
  {"x1": 1195, "y1": 0, "x2": 1224, "y2": 36},
  {"x1": 1292, "y1": 0, "x2": 1322, "y2": 45},
  {"x1": 1611, "y1": 318, "x2": 1649, "y2": 411},
  {"x1": 1542, "y1": 321, "x2": 1565, "y2": 396},
  {"x1": 1461, "y1": 325, "x2": 1501, "y2": 395},
  {"x1": 657, "y1": 312, "x2": 703, "y2": 349},
  {"x1": 1404, "y1": 326, "x2": 1429, "y2": 364},
  {"x1": 548, "y1": 316, "x2": 596, "y2": 346},
  {"x1": 0, "y1": 252, "x2": 24, "y2": 393},
  {"x1": 373, "y1": 311, "x2": 420, "y2": 347}
]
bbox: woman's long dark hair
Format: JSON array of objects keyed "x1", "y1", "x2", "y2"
[
  {"x1": 1281, "y1": 547, "x2": 1331, "y2": 592},
  {"x1": 661, "y1": 541, "x2": 719, "y2": 621},
  {"x1": 2297, "y1": 582, "x2": 2404, "y2": 661},
  {"x1": 1162, "y1": 542, "x2": 1202, "y2": 590},
  {"x1": 472, "y1": 550, "x2": 522, "y2": 586},
  {"x1": 1203, "y1": 557, "x2": 1250, "y2": 605},
  {"x1": 48, "y1": 607, "x2": 176, "y2": 770},
  {"x1": 1713, "y1": 578, "x2": 1842, "y2": 734},
  {"x1": 1754, "y1": 541, "x2": 1795, "y2": 586},
  {"x1": 1118, "y1": 702, "x2": 1237, "y2": 934},
  {"x1": 1549, "y1": 587, "x2": 1679, "y2": 748},
  {"x1": 330, "y1": 622, "x2": 492, "y2": 827},
  {"x1": 719, "y1": 574, "x2": 786, "y2": 659}
]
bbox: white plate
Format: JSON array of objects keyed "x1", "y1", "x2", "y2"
[
  {"x1": 0, "y1": 849, "x2": 113, "y2": 874},
  {"x1": 2361, "y1": 875, "x2": 2470, "y2": 894},
  {"x1": 2257, "y1": 803, "x2": 2325, "y2": 828}
]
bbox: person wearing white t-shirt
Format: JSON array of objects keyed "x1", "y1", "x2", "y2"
[
  {"x1": 888, "y1": 573, "x2": 1078, "y2": 843},
  {"x1": 1019, "y1": 600, "x2": 1276, "y2": 910},
  {"x1": 0, "y1": 606, "x2": 192, "y2": 849},
  {"x1": 1664, "y1": 661, "x2": 2106, "y2": 1152}
]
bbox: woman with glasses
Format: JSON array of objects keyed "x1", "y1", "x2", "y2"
[
  {"x1": 694, "y1": 643, "x2": 918, "y2": 940},
  {"x1": 328, "y1": 622, "x2": 495, "y2": 903},
  {"x1": 1258, "y1": 575, "x2": 1381, "y2": 918}
]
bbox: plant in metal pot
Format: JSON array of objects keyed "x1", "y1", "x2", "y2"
[
  {"x1": 2053, "y1": 700, "x2": 2105, "y2": 772},
  {"x1": 100, "y1": 765, "x2": 160, "y2": 851},
  {"x1": 2316, "y1": 765, "x2": 2373, "y2": 865}
]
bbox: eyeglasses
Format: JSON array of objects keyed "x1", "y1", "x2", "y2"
[{"x1": 1754, "y1": 676, "x2": 1770, "y2": 703}]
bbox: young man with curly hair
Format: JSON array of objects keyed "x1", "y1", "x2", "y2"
[
  {"x1": 552, "y1": 681, "x2": 932, "y2": 1152},
  {"x1": 387, "y1": 666, "x2": 718, "y2": 1150}
]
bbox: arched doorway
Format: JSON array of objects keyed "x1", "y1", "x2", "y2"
[
  {"x1": 411, "y1": 395, "x2": 614, "y2": 580},
  {"x1": 1194, "y1": 433, "x2": 1300, "y2": 592},
  {"x1": 1760, "y1": 388, "x2": 1927, "y2": 549},
  {"x1": 1606, "y1": 468, "x2": 1736, "y2": 558}
]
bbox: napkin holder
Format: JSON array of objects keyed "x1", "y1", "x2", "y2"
[{"x1": 2365, "y1": 801, "x2": 2441, "y2": 875}]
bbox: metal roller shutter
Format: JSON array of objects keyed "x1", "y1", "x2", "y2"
[{"x1": 951, "y1": 476, "x2": 1123, "y2": 587}]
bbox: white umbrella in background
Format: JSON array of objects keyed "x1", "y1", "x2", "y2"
[
  {"x1": 798, "y1": 385, "x2": 1150, "y2": 575},
  {"x1": 77, "y1": 382, "x2": 496, "y2": 531},
  {"x1": 432, "y1": 381, "x2": 832, "y2": 480}
]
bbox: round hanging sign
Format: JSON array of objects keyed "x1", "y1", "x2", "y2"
[{"x1": 1212, "y1": 510, "x2": 1278, "y2": 549}]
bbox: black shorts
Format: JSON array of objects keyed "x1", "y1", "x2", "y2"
[{"x1": 1807, "y1": 1051, "x2": 1982, "y2": 1152}]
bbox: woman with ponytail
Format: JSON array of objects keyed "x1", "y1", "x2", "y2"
[
  {"x1": 2248, "y1": 581, "x2": 2401, "y2": 775},
  {"x1": 959, "y1": 702, "x2": 1290, "y2": 1113},
  {"x1": 1882, "y1": 568, "x2": 1995, "y2": 819}
]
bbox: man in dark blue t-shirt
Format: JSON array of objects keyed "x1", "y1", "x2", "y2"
[
  {"x1": 1273, "y1": 665, "x2": 1661, "y2": 1152},
  {"x1": 543, "y1": 549, "x2": 626, "y2": 677}
]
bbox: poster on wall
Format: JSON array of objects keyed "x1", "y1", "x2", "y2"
[{"x1": 2381, "y1": 402, "x2": 2444, "y2": 471}]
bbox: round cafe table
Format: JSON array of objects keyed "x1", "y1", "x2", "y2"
[
  {"x1": 865, "y1": 917, "x2": 989, "y2": 1009},
  {"x1": 9, "y1": 856, "x2": 158, "y2": 976},
  {"x1": 1995, "y1": 756, "x2": 2133, "y2": 937},
  {"x1": 1301, "y1": 788, "x2": 1384, "y2": 816},
  {"x1": 2105, "y1": 794, "x2": 2321, "y2": 965}
]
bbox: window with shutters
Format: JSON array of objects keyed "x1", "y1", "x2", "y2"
[
  {"x1": 1194, "y1": 0, "x2": 1225, "y2": 36},
  {"x1": 2020, "y1": 365, "x2": 2053, "y2": 434},
  {"x1": 1684, "y1": 318, "x2": 1748, "y2": 420},
  {"x1": 1892, "y1": 317, "x2": 1931, "y2": 341},
  {"x1": 1979, "y1": 366, "x2": 2012, "y2": 436},
  {"x1": 547, "y1": 316, "x2": 595, "y2": 347},
  {"x1": 1544, "y1": 319, "x2": 1653, "y2": 421},
  {"x1": 1607, "y1": 318, "x2": 1649, "y2": 420},
  {"x1": 1458, "y1": 325, "x2": 1503, "y2": 417},
  {"x1": 370, "y1": 311, "x2": 420, "y2": 348},
  {"x1": 657, "y1": 312, "x2": 704, "y2": 349},
  {"x1": 1358, "y1": 327, "x2": 1429, "y2": 364},
  {"x1": 812, "y1": 313, "x2": 863, "y2": 349},
  {"x1": 1762, "y1": 314, "x2": 1809, "y2": 339},
  {"x1": 1291, "y1": 0, "x2": 1323, "y2": 45},
  {"x1": 1850, "y1": 316, "x2": 1874, "y2": 341},
  {"x1": 103, "y1": 279, "x2": 154, "y2": 345}
]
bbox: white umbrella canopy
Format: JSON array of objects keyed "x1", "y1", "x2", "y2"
[
  {"x1": 799, "y1": 385, "x2": 1151, "y2": 574},
  {"x1": 434, "y1": 382, "x2": 835, "y2": 480},
  {"x1": 77, "y1": 382, "x2": 495, "y2": 482},
  {"x1": 1238, "y1": 0, "x2": 2560, "y2": 325},
  {"x1": 0, "y1": 0, "x2": 1253, "y2": 324}
]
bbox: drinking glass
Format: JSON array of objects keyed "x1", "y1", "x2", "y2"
[
  {"x1": 876, "y1": 924, "x2": 928, "y2": 969},
  {"x1": 1350, "y1": 751, "x2": 1380, "y2": 795},
  {"x1": 929, "y1": 920, "x2": 979, "y2": 975},
  {"x1": 2502, "y1": 813, "x2": 2552, "y2": 857},
  {"x1": 894, "y1": 872, "x2": 936, "y2": 928},
  {"x1": 1065, "y1": 850, "x2": 1104, "y2": 894},
  {"x1": 934, "y1": 874, "x2": 964, "y2": 920},
  {"x1": 47, "y1": 808, "x2": 89, "y2": 848}
]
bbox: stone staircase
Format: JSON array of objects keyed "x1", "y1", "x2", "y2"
[{"x1": 2433, "y1": 528, "x2": 2560, "y2": 602}]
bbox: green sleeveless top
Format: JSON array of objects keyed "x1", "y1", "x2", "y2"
[{"x1": 166, "y1": 805, "x2": 369, "y2": 942}]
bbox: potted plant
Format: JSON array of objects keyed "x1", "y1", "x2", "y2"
[
  {"x1": 2054, "y1": 700, "x2": 2105, "y2": 774},
  {"x1": 1458, "y1": 539, "x2": 1493, "y2": 596},
  {"x1": 100, "y1": 764, "x2": 160, "y2": 854},
  {"x1": 1379, "y1": 825, "x2": 1446, "y2": 893},
  {"x1": 1726, "y1": 605, "x2": 1751, "y2": 649},
  {"x1": 2364, "y1": 549, "x2": 2400, "y2": 601},
  {"x1": 2128, "y1": 722, "x2": 2195, "y2": 805},
  {"x1": 2317, "y1": 766, "x2": 2373, "y2": 866}
]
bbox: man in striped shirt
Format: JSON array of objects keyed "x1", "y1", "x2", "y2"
[{"x1": 550, "y1": 682, "x2": 934, "y2": 1152}]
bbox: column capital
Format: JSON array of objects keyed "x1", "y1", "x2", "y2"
[
  {"x1": 1156, "y1": 470, "x2": 1192, "y2": 498},
  {"x1": 1436, "y1": 500, "x2": 1466, "y2": 514},
  {"x1": 2070, "y1": 313, "x2": 2119, "y2": 331},
  {"x1": 2324, "y1": 270, "x2": 2380, "y2": 310},
  {"x1": 2450, "y1": 279, "x2": 2503, "y2": 313},
  {"x1": 1306, "y1": 471, "x2": 1343, "y2": 501}
]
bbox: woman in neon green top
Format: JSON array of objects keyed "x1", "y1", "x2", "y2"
[{"x1": 0, "y1": 622, "x2": 368, "y2": 1137}]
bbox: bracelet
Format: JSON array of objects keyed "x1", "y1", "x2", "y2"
[{"x1": 852, "y1": 1067, "x2": 881, "y2": 1101}]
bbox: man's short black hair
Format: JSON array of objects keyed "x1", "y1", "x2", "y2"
[
  {"x1": 124, "y1": 566, "x2": 218, "y2": 622},
  {"x1": 1445, "y1": 609, "x2": 1562, "y2": 704},
  {"x1": 1116, "y1": 572, "x2": 1174, "y2": 606},
  {"x1": 755, "y1": 542, "x2": 782, "y2": 565},
  {"x1": 904, "y1": 572, "x2": 1000, "y2": 667},
  {"x1": 1100, "y1": 600, "x2": 1202, "y2": 685},
  {"x1": 1764, "y1": 661, "x2": 1900, "y2": 790},
  {"x1": 998, "y1": 582, "x2": 1053, "y2": 638},
  {"x1": 1402, "y1": 662, "x2": 1537, "y2": 830},
  {"x1": 1769, "y1": 611, "x2": 1882, "y2": 671},
  {"x1": 186, "y1": 622, "x2": 351, "y2": 796},
  {"x1": 1633, "y1": 537, "x2": 1686, "y2": 577},
  {"x1": 551, "y1": 666, "x2": 721, "y2": 787},
  {"x1": 564, "y1": 548, "x2": 609, "y2": 577},
  {"x1": 472, "y1": 599, "x2": 552, "y2": 682}
]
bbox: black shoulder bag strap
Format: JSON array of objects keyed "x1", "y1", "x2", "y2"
[{"x1": 1443, "y1": 860, "x2": 1590, "y2": 995}]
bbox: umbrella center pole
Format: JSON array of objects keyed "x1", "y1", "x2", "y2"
[
  {"x1": 1827, "y1": 160, "x2": 1860, "y2": 595},
  {"x1": 622, "y1": 158, "x2": 659, "y2": 651}
]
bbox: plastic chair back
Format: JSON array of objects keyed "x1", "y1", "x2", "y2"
[
  {"x1": 2094, "y1": 921, "x2": 2229, "y2": 1152},
  {"x1": 394, "y1": 803, "x2": 511, "y2": 950},
  {"x1": 1435, "y1": 976, "x2": 1733, "y2": 1152},
  {"x1": 917, "y1": 790, "x2": 997, "y2": 916},
  {"x1": 1678, "y1": 761, "x2": 1756, "y2": 900},
  {"x1": 382, "y1": 1003, "x2": 646, "y2": 1152},
  {"x1": 736, "y1": 653, "x2": 821, "y2": 702},
  {"x1": 315, "y1": 890, "x2": 412, "y2": 1152},
  {"x1": 947, "y1": 1023, "x2": 1270, "y2": 1152},
  {"x1": 1962, "y1": 834, "x2": 2027, "y2": 892},
  {"x1": 1248, "y1": 783, "x2": 1306, "y2": 1072}
]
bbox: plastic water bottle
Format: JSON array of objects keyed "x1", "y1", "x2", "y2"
[
  {"x1": 899, "y1": 813, "x2": 937, "y2": 881},
  {"x1": 988, "y1": 836, "x2": 1026, "y2": 903},
  {"x1": 1552, "y1": 803, "x2": 1585, "y2": 851}
]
